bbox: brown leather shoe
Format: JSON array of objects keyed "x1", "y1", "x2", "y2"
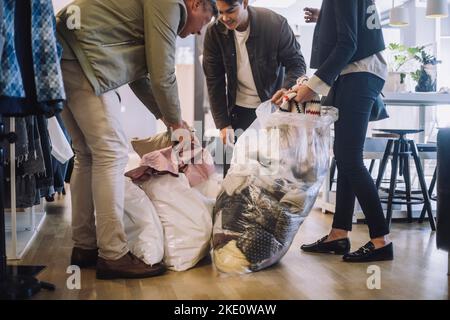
[
  {"x1": 71, "y1": 247, "x2": 98, "y2": 268},
  {"x1": 96, "y1": 252, "x2": 167, "y2": 280}
]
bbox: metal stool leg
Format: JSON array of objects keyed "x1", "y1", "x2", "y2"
[
  {"x1": 402, "y1": 141, "x2": 413, "y2": 223},
  {"x1": 409, "y1": 140, "x2": 436, "y2": 231},
  {"x1": 368, "y1": 159, "x2": 376, "y2": 176},
  {"x1": 376, "y1": 140, "x2": 394, "y2": 190},
  {"x1": 419, "y1": 167, "x2": 437, "y2": 222},
  {"x1": 386, "y1": 141, "x2": 400, "y2": 229},
  {"x1": 429, "y1": 167, "x2": 437, "y2": 197}
]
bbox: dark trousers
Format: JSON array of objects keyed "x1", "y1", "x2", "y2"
[
  {"x1": 331, "y1": 73, "x2": 390, "y2": 239},
  {"x1": 223, "y1": 105, "x2": 257, "y2": 176}
]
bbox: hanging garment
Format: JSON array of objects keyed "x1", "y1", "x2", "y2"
[
  {"x1": 23, "y1": 116, "x2": 46, "y2": 175},
  {"x1": 0, "y1": 0, "x2": 5, "y2": 59},
  {"x1": 4, "y1": 118, "x2": 29, "y2": 163},
  {"x1": 35, "y1": 115, "x2": 54, "y2": 197},
  {"x1": 2, "y1": 116, "x2": 47, "y2": 208},
  {"x1": 0, "y1": 0, "x2": 65, "y2": 117},
  {"x1": 50, "y1": 113, "x2": 72, "y2": 195},
  {"x1": 48, "y1": 115, "x2": 74, "y2": 164}
]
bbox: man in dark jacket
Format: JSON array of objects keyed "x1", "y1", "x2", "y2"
[{"x1": 203, "y1": 0, "x2": 306, "y2": 174}]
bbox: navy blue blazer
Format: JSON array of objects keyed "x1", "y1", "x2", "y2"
[{"x1": 310, "y1": 0, "x2": 386, "y2": 86}]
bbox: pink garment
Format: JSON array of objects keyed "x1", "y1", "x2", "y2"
[{"x1": 125, "y1": 140, "x2": 215, "y2": 187}]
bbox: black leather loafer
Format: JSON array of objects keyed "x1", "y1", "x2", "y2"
[
  {"x1": 301, "y1": 235, "x2": 351, "y2": 255},
  {"x1": 343, "y1": 242, "x2": 394, "y2": 263}
]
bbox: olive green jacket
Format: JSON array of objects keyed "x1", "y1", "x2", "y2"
[{"x1": 56, "y1": 0, "x2": 188, "y2": 123}]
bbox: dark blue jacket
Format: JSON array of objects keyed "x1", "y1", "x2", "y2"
[{"x1": 311, "y1": 0, "x2": 386, "y2": 86}]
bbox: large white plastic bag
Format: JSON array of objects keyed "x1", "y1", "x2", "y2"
[
  {"x1": 213, "y1": 100, "x2": 338, "y2": 274},
  {"x1": 123, "y1": 178, "x2": 164, "y2": 266},
  {"x1": 140, "y1": 173, "x2": 213, "y2": 271},
  {"x1": 192, "y1": 173, "x2": 223, "y2": 215}
]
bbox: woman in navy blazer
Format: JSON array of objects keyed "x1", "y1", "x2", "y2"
[{"x1": 274, "y1": 1, "x2": 394, "y2": 263}]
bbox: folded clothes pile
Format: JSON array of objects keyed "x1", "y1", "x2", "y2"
[{"x1": 212, "y1": 100, "x2": 338, "y2": 273}]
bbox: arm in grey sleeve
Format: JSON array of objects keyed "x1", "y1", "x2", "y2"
[{"x1": 143, "y1": 0, "x2": 183, "y2": 124}]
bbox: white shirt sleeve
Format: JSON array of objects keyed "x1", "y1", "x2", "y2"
[{"x1": 306, "y1": 75, "x2": 331, "y2": 96}]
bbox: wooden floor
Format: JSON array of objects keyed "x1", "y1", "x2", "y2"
[{"x1": 14, "y1": 190, "x2": 449, "y2": 300}]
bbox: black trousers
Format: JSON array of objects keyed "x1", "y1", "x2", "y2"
[
  {"x1": 223, "y1": 105, "x2": 257, "y2": 176},
  {"x1": 331, "y1": 73, "x2": 390, "y2": 239}
]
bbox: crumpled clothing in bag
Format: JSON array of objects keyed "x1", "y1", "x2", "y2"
[
  {"x1": 280, "y1": 76, "x2": 322, "y2": 115},
  {"x1": 213, "y1": 240, "x2": 249, "y2": 274},
  {"x1": 212, "y1": 100, "x2": 338, "y2": 273},
  {"x1": 131, "y1": 131, "x2": 173, "y2": 158},
  {"x1": 126, "y1": 137, "x2": 216, "y2": 187}
]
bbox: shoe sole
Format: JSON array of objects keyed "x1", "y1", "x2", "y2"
[
  {"x1": 96, "y1": 268, "x2": 167, "y2": 280},
  {"x1": 301, "y1": 248, "x2": 350, "y2": 255},
  {"x1": 343, "y1": 256, "x2": 394, "y2": 263}
]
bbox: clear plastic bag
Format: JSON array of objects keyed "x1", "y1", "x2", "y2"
[{"x1": 212, "y1": 100, "x2": 338, "y2": 273}]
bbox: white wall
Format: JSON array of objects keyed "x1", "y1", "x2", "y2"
[{"x1": 52, "y1": 0, "x2": 71, "y2": 13}]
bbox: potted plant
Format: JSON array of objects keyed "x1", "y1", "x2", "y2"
[
  {"x1": 411, "y1": 50, "x2": 441, "y2": 92},
  {"x1": 385, "y1": 43, "x2": 420, "y2": 92},
  {"x1": 386, "y1": 43, "x2": 441, "y2": 93}
]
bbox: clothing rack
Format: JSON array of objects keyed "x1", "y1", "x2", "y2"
[
  {"x1": 0, "y1": 116, "x2": 55, "y2": 300},
  {"x1": 6, "y1": 118, "x2": 47, "y2": 260}
]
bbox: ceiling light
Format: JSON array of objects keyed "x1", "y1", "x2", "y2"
[
  {"x1": 389, "y1": 0, "x2": 409, "y2": 27},
  {"x1": 426, "y1": 0, "x2": 449, "y2": 18}
]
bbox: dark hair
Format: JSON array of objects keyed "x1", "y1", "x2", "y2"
[
  {"x1": 205, "y1": 0, "x2": 219, "y2": 17},
  {"x1": 214, "y1": 0, "x2": 244, "y2": 6},
  {"x1": 218, "y1": 0, "x2": 244, "y2": 5}
]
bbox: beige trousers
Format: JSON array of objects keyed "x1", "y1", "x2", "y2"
[{"x1": 61, "y1": 60, "x2": 129, "y2": 260}]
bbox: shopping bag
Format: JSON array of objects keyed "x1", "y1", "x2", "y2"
[{"x1": 212, "y1": 100, "x2": 338, "y2": 273}]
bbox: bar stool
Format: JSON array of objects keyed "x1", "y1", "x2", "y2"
[
  {"x1": 375, "y1": 129, "x2": 436, "y2": 231},
  {"x1": 329, "y1": 136, "x2": 391, "y2": 191},
  {"x1": 417, "y1": 143, "x2": 438, "y2": 223}
]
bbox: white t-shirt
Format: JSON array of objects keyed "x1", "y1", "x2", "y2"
[{"x1": 234, "y1": 25, "x2": 261, "y2": 109}]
